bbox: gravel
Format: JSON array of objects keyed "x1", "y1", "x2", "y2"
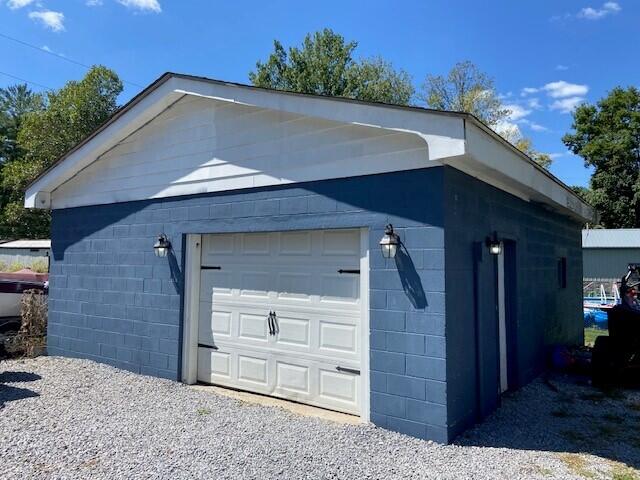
[{"x1": 1, "y1": 356, "x2": 638, "y2": 479}]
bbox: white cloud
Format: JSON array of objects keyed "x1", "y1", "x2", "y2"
[
  {"x1": 521, "y1": 87, "x2": 539, "y2": 96},
  {"x1": 28, "y1": 10, "x2": 65, "y2": 31},
  {"x1": 550, "y1": 96, "x2": 585, "y2": 113},
  {"x1": 555, "y1": 64, "x2": 569, "y2": 71},
  {"x1": 6, "y1": 0, "x2": 35, "y2": 9},
  {"x1": 543, "y1": 80, "x2": 589, "y2": 98},
  {"x1": 529, "y1": 122, "x2": 548, "y2": 132},
  {"x1": 41, "y1": 45, "x2": 65, "y2": 56},
  {"x1": 116, "y1": 0, "x2": 161, "y2": 12},
  {"x1": 548, "y1": 152, "x2": 567, "y2": 159},
  {"x1": 527, "y1": 98, "x2": 542, "y2": 109},
  {"x1": 86, "y1": 0, "x2": 103, "y2": 5},
  {"x1": 578, "y1": 1, "x2": 621, "y2": 19},
  {"x1": 504, "y1": 104, "x2": 532, "y2": 121}
]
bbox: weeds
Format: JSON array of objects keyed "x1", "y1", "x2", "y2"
[{"x1": 559, "y1": 453, "x2": 595, "y2": 479}]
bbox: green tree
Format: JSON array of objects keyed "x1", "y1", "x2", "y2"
[
  {"x1": 563, "y1": 87, "x2": 640, "y2": 228},
  {"x1": 421, "y1": 61, "x2": 510, "y2": 127},
  {"x1": 0, "y1": 84, "x2": 44, "y2": 164},
  {"x1": 249, "y1": 29, "x2": 414, "y2": 105},
  {"x1": 514, "y1": 138, "x2": 552, "y2": 169},
  {"x1": 0, "y1": 66, "x2": 123, "y2": 239}
]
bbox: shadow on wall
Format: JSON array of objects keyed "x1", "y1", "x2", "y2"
[
  {"x1": 395, "y1": 244, "x2": 427, "y2": 309},
  {"x1": 168, "y1": 249, "x2": 182, "y2": 293},
  {"x1": 0, "y1": 371, "x2": 41, "y2": 408}
]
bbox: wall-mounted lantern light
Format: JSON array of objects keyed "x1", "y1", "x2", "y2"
[
  {"x1": 486, "y1": 233, "x2": 502, "y2": 256},
  {"x1": 154, "y1": 234, "x2": 171, "y2": 258},
  {"x1": 379, "y1": 224, "x2": 400, "y2": 259}
]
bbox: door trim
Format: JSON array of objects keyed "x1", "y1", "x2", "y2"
[
  {"x1": 180, "y1": 228, "x2": 370, "y2": 422},
  {"x1": 181, "y1": 233, "x2": 201, "y2": 384},
  {"x1": 497, "y1": 243, "x2": 508, "y2": 393}
]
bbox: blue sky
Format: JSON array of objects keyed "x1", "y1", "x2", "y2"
[{"x1": 1, "y1": 0, "x2": 638, "y2": 187}]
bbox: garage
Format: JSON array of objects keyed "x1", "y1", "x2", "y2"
[
  {"x1": 32, "y1": 73, "x2": 592, "y2": 442},
  {"x1": 192, "y1": 229, "x2": 367, "y2": 415}
]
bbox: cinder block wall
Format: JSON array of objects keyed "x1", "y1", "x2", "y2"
[
  {"x1": 48, "y1": 168, "x2": 450, "y2": 442},
  {"x1": 443, "y1": 167, "x2": 583, "y2": 439}
]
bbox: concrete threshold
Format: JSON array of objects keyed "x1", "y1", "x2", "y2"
[{"x1": 191, "y1": 384, "x2": 361, "y2": 425}]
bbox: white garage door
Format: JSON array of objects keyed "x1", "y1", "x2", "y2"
[{"x1": 196, "y1": 229, "x2": 364, "y2": 415}]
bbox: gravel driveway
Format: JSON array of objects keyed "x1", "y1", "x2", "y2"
[{"x1": 1, "y1": 357, "x2": 638, "y2": 480}]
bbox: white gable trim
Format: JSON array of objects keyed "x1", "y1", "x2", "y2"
[{"x1": 24, "y1": 74, "x2": 594, "y2": 222}]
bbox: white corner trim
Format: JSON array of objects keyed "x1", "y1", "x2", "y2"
[
  {"x1": 181, "y1": 234, "x2": 201, "y2": 384},
  {"x1": 359, "y1": 228, "x2": 371, "y2": 423}
]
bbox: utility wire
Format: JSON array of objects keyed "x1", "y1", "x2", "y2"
[
  {"x1": 0, "y1": 70, "x2": 53, "y2": 91},
  {"x1": 0, "y1": 32, "x2": 145, "y2": 90}
]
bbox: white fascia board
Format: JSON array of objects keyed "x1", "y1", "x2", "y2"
[
  {"x1": 24, "y1": 77, "x2": 186, "y2": 208},
  {"x1": 457, "y1": 121, "x2": 595, "y2": 223},
  {"x1": 171, "y1": 77, "x2": 467, "y2": 162}
]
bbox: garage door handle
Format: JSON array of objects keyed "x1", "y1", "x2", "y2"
[
  {"x1": 338, "y1": 269, "x2": 360, "y2": 274},
  {"x1": 336, "y1": 366, "x2": 360, "y2": 375},
  {"x1": 268, "y1": 311, "x2": 278, "y2": 336}
]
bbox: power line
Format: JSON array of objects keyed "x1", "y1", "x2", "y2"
[
  {"x1": 0, "y1": 70, "x2": 53, "y2": 91},
  {"x1": 0, "y1": 32, "x2": 145, "y2": 90}
]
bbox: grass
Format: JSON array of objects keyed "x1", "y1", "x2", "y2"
[
  {"x1": 609, "y1": 461, "x2": 640, "y2": 480},
  {"x1": 196, "y1": 407, "x2": 211, "y2": 416},
  {"x1": 0, "y1": 259, "x2": 49, "y2": 273},
  {"x1": 559, "y1": 453, "x2": 595, "y2": 479},
  {"x1": 585, "y1": 327, "x2": 608, "y2": 347}
]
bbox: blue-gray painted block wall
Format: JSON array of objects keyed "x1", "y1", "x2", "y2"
[
  {"x1": 47, "y1": 165, "x2": 584, "y2": 444},
  {"x1": 48, "y1": 168, "x2": 450, "y2": 442},
  {"x1": 442, "y1": 167, "x2": 583, "y2": 439}
]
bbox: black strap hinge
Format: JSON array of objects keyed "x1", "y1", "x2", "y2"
[{"x1": 336, "y1": 366, "x2": 360, "y2": 375}]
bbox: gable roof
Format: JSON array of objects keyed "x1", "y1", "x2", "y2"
[{"x1": 24, "y1": 72, "x2": 595, "y2": 222}]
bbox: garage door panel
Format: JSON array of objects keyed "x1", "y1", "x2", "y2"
[
  {"x1": 197, "y1": 348, "x2": 231, "y2": 380},
  {"x1": 197, "y1": 228, "x2": 363, "y2": 415},
  {"x1": 198, "y1": 305, "x2": 232, "y2": 343},
  {"x1": 202, "y1": 233, "x2": 235, "y2": 258},
  {"x1": 241, "y1": 233, "x2": 271, "y2": 255},
  {"x1": 319, "y1": 321, "x2": 358, "y2": 353},
  {"x1": 319, "y1": 369, "x2": 358, "y2": 404},
  {"x1": 320, "y1": 274, "x2": 359, "y2": 304},
  {"x1": 200, "y1": 270, "x2": 233, "y2": 297},
  {"x1": 238, "y1": 313, "x2": 270, "y2": 342},
  {"x1": 277, "y1": 272, "x2": 313, "y2": 300},
  {"x1": 239, "y1": 271, "x2": 270, "y2": 297},
  {"x1": 279, "y1": 231, "x2": 312, "y2": 255},
  {"x1": 274, "y1": 315, "x2": 310, "y2": 347},
  {"x1": 238, "y1": 355, "x2": 269, "y2": 385},
  {"x1": 322, "y1": 230, "x2": 360, "y2": 256},
  {"x1": 276, "y1": 361, "x2": 310, "y2": 394}
]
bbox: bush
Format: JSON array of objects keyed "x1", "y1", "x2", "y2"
[{"x1": 5, "y1": 289, "x2": 48, "y2": 357}]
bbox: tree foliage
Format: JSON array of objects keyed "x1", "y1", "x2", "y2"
[
  {"x1": 0, "y1": 84, "x2": 44, "y2": 164},
  {"x1": 249, "y1": 29, "x2": 414, "y2": 105},
  {"x1": 563, "y1": 86, "x2": 640, "y2": 228},
  {"x1": 0, "y1": 66, "x2": 123, "y2": 239},
  {"x1": 421, "y1": 61, "x2": 510, "y2": 127},
  {"x1": 422, "y1": 61, "x2": 551, "y2": 169},
  {"x1": 514, "y1": 138, "x2": 552, "y2": 169}
]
